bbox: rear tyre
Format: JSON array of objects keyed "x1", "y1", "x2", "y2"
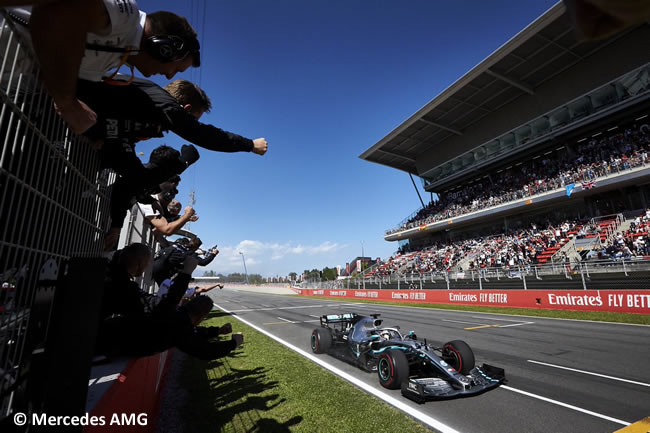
[
  {"x1": 442, "y1": 340, "x2": 475, "y2": 374},
  {"x1": 311, "y1": 328, "x2": 332, "y2": 354},
  {"x1": 377, "y1": 349, "x2": 409, "y2": 389}
]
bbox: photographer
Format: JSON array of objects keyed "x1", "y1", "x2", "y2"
[{"x1": 152, "y1": 237, "x2": 218, "y2": 285}]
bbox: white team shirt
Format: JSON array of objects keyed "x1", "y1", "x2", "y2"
[{"x1": 79, "y1": 0, "x2": 146, "y2": 81}]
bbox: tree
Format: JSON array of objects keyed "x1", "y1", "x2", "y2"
[{"x1": 321, "y1": 267, "x2": 337, "y2": 281}]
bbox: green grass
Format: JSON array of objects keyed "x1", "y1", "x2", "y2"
[
  {"x1": 178, "y1": 311, "x2": 432, "y2": 433},
  {"x1": 292, "y1": 295, "x2": 650, "y2": 325}
]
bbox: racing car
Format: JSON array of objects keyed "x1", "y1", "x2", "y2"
[{"x1": 310, "y1": 313, "x2": 505, "y2": 402}]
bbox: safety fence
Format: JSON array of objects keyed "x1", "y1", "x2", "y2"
[
  {"x1": 316, "y1": 258, "x2": 650, "y2": 292},
  {"x1": 0, "y1": 10, "x2": 127, "y2": 428}
]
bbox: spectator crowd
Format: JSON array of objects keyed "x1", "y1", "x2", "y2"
[
  {"x1": 372, "y1": 213, "x2": 645, "y2": 277},
  {"x1": 388, "y1": 124, "x2": 650, "y2": 234}
]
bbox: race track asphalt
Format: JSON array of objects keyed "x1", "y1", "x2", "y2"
[{"x1": 207, "y1": 288, "x2": 650, "y2": 433}]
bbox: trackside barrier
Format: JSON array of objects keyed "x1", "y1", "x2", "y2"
[
  {"x1": 294, "y1": 288, "x2": 650, "y2": 314},
  {"x1": 84, "y1": 351, "x2": 172, "y2": 433}
]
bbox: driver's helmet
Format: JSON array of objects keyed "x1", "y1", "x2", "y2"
[{"x1": 380, "y1": 330, "x2": 391, "y2": 340}]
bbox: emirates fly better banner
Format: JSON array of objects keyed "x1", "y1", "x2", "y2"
[{"x1": 293, "y1": 289, "x2": 650, "y2": 314}]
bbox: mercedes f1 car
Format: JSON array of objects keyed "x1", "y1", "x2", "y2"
[{"x1": 310, "y1": 313, "x2": 505, "y2": 402}]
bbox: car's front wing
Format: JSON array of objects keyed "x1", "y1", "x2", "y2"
[{"x1": 401, "y1": 364, "x2": 506, "y2": 403}]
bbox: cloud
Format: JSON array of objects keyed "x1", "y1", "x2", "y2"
[{"x1": 202, "y1": 239, "x2": 346, "y2": 276}]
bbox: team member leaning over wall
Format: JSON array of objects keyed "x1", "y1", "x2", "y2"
[
  {"x1": 97, "y1": 244, "x2": 243, "y2": 360},
  {"x1": 77, "y1": 77, "x2": 269, "y2": 167}
]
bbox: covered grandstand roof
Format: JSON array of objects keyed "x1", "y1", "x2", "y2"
[{"x1": 359, "y1": 2, "x2": 648, "y2": 175}]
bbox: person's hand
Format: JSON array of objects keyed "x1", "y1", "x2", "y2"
[
  {"x1": 54, "y1": 98, "x2": 97, "y2": 135},
  {"x1": 190, "y1": 215, "x2": 199, "y2": 222},
  {"x1": 104, "y1": 227, "x2": 120, "y2": 251},
  {"x1": 211, "y1": 248, "x2": 219, "y2": 255},
  {"x1": 232, "y1": 333, "x2": 244, "y2": 348},
  {"x1": 219, "y1": 323, "x2": 232, "y2": 335},
  {"x1": 182, "y1": 255, "x2": 199, "y2": 275},
  {"x1": 252, "y1": 138, "x2": 268, "y2": 155},
  {"x1": 183, "y1": 206, "x2": 196, "y2": 218}
]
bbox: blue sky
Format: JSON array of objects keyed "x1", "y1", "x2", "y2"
[{"x1": 135, "y1": 0, "x2": 558, "y2": 278}]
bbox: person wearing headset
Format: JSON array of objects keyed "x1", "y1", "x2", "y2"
[{"x1": 19, "y1": 0, "x2": 201, "y2": 134}]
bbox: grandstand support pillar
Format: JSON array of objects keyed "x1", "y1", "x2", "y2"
[
  {"x1": 419, "y1": 275, "x2": 423, "y2": 290},
  {"x1": 580, "y1": 265, "x2": 587, "y2": 290},
  {"x1": 409, "y1": 173, "x2": 426, "y2": 208},
  {"x1": 520, "y1": 267, "x2": 527, "y2": 290},
  {"x1": 363, "y1": 278, "x2": 366, "y2": 290},
  {"x1": 478, "y1": 271, "x2": 483, "y2": 290},
  {"x1": 445, "y1": 272, "x2": 450, "y2": 290},
  {"x1": 622, "y1": 259, "x2": 628, "y2": 277},
  {"x1": 397, "y1": 275, "x2": 401, "y2": 290}
]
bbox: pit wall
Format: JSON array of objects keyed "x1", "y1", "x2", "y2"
[
  {"x1": 84, "y1": 351, "x2": 172, "y2": 433},
  {"x1": 294, "y1": 289, "x2": 650, "y2": 314}
]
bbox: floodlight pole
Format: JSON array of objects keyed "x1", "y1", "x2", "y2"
[{"x1": 239, "y1": 252, "x2": 249, "y2": 284}]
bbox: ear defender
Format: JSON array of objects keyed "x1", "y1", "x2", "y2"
[{"x1": 144, "y1": 35, "x2": 199, "y2": 63}]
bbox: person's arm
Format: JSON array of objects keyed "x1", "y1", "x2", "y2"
[
  {"x1": 30, "y1": 0, "x2": 108, "y2": 133},
  {"x1": 176, "y1": 333, "x2": 239, "y2": 361},
  {"x1": 196, "y1": 248, "x2": 218, "y2": 266},
  {"x1": 195, "y1": 322, "x2": 232, "y2": 338},
  {"x1": 165, "y1": 106, "x2": 269, "y2": 154},
  {"x1": 149, "y1": 207, "x2": 194, "y2": 236}
]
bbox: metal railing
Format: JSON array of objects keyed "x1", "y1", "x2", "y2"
[
  {"x1": 0, "y1": 11, "x2": 122, "y2": 425},
  {"x1": 330, "y1": 257, "x2": 650, "y2": 291}
]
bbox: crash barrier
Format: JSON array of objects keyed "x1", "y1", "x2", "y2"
[
  {"x1": 85, "y1": 351, "x2": 172, "y2": 433},
  {"x1": 294, "y1": 288, "x2": 650, "y2": 314},
  {"x1": 0, "y1": 10, "x2": 117, "y2": 426}
]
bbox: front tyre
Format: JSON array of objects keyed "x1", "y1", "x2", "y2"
[
  {"x1": 377, "y1": 349, "x2": 409, "y2": 389},
  {"x1": 311, "y1": 328, "x2": 332, "y2": 354},
  {"x1": 442, "y1": 340, "x2": 475, "y2": 374}
]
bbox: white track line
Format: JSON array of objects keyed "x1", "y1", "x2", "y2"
[
  {"x1": 442, "y1": 319, "x2": 488, "y2": 326},
  {"x1": 471, "y1": 316, "x2": 533, "y2": 323},
  {"x1": 498, "y1": 322, "x2": 534, "y2": 328},
  {"x1": 228, "y1": 304, "x2": 329, "y2": 313},
  {"x1": 527, "y1": 360, "x2": 650, "y2": 387},
  {"x1": 277, "y1": 317, "x2": 297, "y2": 324},
  {"x1": 501, "y1": 385, "x2": 630, "y2": 426},
  {"x1": 213, "y1": 302, "x2": 461, "y2": 433}
]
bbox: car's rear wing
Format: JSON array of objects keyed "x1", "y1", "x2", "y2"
[{"x1": 320, "y1": 313, "x2": 358, "y2": 327}]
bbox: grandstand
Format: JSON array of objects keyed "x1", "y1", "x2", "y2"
[{"x1": 359, "y1": 2, "x2": 650, "y2": 291}]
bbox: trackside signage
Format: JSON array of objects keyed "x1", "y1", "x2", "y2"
[{"x1": 297, "y1": 289, "x2": 650, "y2": 314}]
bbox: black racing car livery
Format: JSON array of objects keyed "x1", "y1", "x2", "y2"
[{"x1": 310, "y1": 313, "x2": 505, "y2": 402}]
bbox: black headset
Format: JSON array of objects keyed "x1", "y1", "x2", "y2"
[
  {"x1": 86, "y1": 35, "x2": 199, "y2": 63},
  {"x1": 6, "y1": 9, "x2": 199, "y2": 63}
]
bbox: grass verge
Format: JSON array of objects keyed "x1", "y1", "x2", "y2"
[
  {"x1": 177, "y1": 310, "x2": 432, "y2": 433},
  {"x1": 292, "y1": 295, "x2": 650, "y2": 325}
]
